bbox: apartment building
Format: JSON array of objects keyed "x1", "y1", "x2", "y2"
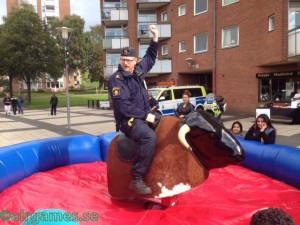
[
  {"x1": 6, "y1": 0, "x2": 80, "y2": 92},
  {"x1": 101, "y1": 0, "x2": 300, "y2": 114}
]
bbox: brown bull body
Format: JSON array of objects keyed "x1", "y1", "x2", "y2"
[{"x1": 107, "y1": 116, "x2": 208, "y2": 199}]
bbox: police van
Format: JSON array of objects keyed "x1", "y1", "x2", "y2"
[{"x1": 148, "y1": 86, "x2": 207, "y2": 116}]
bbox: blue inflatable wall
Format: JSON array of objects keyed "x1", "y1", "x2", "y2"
[
  {"x1": 237, "y1": 137, "x2": 300, "y2": 189},
  {"x1": 0, "y1": 133, "x2": 299, "y2": 193},
  {"x1": 0, "y1": 135, "x2": 101, "y2": 192}
]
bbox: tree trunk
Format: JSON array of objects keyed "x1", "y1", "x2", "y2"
[
  {"x1": 9, "y1": 73, "x2": 13, "y2": 97},
  {"x1": 99, "y1": 81, "x2": 103, "y2": 94},
  {"x1": 26, "y1": 79, "x2": 31, "y2": 105}
]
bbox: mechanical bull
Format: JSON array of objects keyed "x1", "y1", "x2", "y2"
[{"x1": 107, "y1": 111, "x2": 245, "y2": 205}]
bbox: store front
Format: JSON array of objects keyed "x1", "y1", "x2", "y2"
[{"x1": 257, "y1": 71, "x2": 300, "y2": 102}]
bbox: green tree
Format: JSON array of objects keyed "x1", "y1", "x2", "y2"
[
  {"x1": 85, "y1": 25, "x2": 104, "y2": 89},
  {"x1": 50, "y1": 15, "x2": 88, "y2": 73},
  {"x1": 50, "y1": 17, "x2": 104, "y2": 90},
  {"x1": 0, "y1": 7, "x2": 64, "y2": 103}
]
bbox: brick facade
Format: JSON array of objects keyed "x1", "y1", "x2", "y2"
[{"x1": 103, "y1": 0, "x2": 300, "y2": 114}]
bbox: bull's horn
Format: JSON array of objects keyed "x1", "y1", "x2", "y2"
[{"x1": 178, "y1": 124, "x2": 192, "y2": 151}]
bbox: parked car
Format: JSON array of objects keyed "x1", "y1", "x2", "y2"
[{"x1": 148, "y1": 86, "x2": 207, "y2": 116}]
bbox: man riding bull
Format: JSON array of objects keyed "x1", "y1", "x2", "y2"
[{"x1": 108, "y1": 25, "x2": 159, "y2": 195}]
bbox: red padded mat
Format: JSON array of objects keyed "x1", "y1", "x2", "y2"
[{"x1": 0, "y1": 162, "x2": 299, "y2": 225}]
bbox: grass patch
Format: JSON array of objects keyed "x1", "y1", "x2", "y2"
[{"x1": 21, "y1": 91, "x2": 109, "y2": 109}]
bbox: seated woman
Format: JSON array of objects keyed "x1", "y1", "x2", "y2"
[
  {"x1": 148, "y1": 91, "x2": 159, "y2": 113},
  {"x1": 230, "y1": 121, "x2": 243, "y2": 136},
  {"x1": 245, "y1": 114, "x2": 276, "y2": 144},
  {"x1": 175, "y1": 90, "x2": 195, "y2": 120}
]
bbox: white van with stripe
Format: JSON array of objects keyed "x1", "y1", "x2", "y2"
[{"x1": 148, "y1": 86, "x2": 207, "y2": 116}]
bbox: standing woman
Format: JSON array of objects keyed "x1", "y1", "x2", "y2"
[
  {"x1": 175, "y1": 90, "x2": 195, "y2": 120},
  {"x1": 3, "y1": 94, "x2": 11, "y2": 116},
  {"x1": 245, "y1": 114, "x2": 276, "y2": 144}
]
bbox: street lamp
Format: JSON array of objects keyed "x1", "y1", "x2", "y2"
[{"x1": 56, "y1": 26, "x2": 73, "y2": 134}]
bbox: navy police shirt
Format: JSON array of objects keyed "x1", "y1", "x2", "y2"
[{"x1": 108, "y1": 40, "x2": 158, "y2": 125}]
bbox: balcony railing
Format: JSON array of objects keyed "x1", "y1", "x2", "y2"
[
  {"x1": 104, "y1": 59, "x2": 172, "y2": 79},
  {"x1": 288, "y1": 26, "x2": 300, "y2": 57},
  {"x1": 102, "y1": 37, "x2": 129, "y2": 50},
  {"x1": 136, "y1": 0, "x2": 171, "y2": 9},
  {"x1": 45, "y1": 11, "x2": 56, "y2": 17},
  {"x1": 138, "y1": 23, "x2": 171, "y2": 39},
  {"x1": 149, "y1": 59, "x2": 172, "y2": 74},
  {"x1": 102, "y1": 7, "x2": 128, "y2": 22}
]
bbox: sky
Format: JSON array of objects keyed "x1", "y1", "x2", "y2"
[
  {"x1": 0, "y1": 0, "x2": 6, "y2": 24},
  {"x1": 0, "y1": 0, "x2": 101, "y2": 30},
  {"x1": 70, "y1": 0, "x2": 101, "y2": 31}
]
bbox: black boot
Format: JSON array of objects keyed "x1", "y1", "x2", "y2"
[{"x1": 129, "y1": 177, "x2": 152, "y2": 195}]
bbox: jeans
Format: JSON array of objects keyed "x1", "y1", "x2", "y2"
[{"x1": 120, "y1": 118, "x2": 157, "y2": 178}]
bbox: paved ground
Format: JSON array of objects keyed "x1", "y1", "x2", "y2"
[{"x1": 0, "y1": 106, "x2": 299, "y2": 148}]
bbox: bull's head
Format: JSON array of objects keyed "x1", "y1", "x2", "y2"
[{"x1": 178, "y1": 111, "x2": 245, "y2": 170}]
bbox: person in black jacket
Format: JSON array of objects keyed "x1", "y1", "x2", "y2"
[
  {"x1": 148, "y1": 91, "x2": 159, "y2": 114},
  {"x1": 11, "y1": 96, "x2": 18, "y2": 115},
  {"x1": 108, "y1": 25, "x2": 159, "y2": 195},
  {"x1": 175, "y1": 90, "x2": 195, "y2": 120},
  {"x1": 245, "y1": 114, "x2": 276, "y2": 144},
  {"x1": 50, "y1": 93, "x2": 58, "y2": 116}
]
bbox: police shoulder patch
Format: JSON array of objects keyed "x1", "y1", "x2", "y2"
[
  {"x1": 138, "y1": 58, "x2": 144, "y2": 64},
  {"x1": 112, "y1": 87, "x2": 120, "y2": 97}
]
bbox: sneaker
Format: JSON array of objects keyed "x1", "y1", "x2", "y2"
[{"x1": 129, "y1": 177, "x2": 152, "y2": 195}]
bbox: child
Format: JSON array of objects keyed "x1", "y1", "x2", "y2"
[{"x1": 230, "y1": 121, "x2": 243, "y2": 136}]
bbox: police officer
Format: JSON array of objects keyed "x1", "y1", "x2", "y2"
[{"x1": 108, "y1": 25, "x2": 158, "y2": 195}]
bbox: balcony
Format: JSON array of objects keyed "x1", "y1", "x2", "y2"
[
  {"x1": 288, "y1": 26, "x2": 300, "y2": 59},
  {"x1": 138, "y1": 23, "x2": 171, "y2": 40},
  {"x1": 104, "y1": 65, "x2": 119, "y2": 79},
  {"x1": 137, "y1": 0, "x2": 171, "y2": 9},
  {"x1": 104, "y1": 59, "x2": 172, "y2": 79},
  {"x1": 45, "y1": 0, "x2": 55, "y2": 6},
  {"x1": 102, "y1": 7, "x2": 128, "y2": 26},
  {"x1": 148, "y1": 59, "x2": 172, "y2": 74},
  {"x1": 45, "y1": 10, "x2": 56, "y2": 18},
  {"x1": 102, "y1": 37, "x2": 129, "y2": 51}
]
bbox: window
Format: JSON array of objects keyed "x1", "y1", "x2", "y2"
[
  {"x1": 222, "y1": 0, "x2": 239, "y2": 6},
  {"x1": 161, "y1": 11, "x2": 168, "y2": 21},
  {"x1": 106, "y1": 53, "x2": 121, "y2": 65},
  {"x1": 289, "y1": 2, "x2": 300, "y2": 30},
  {"x1": 138, "y1": 9, "x2": 157, "y2": 22},
  {"x1": 162, "y1": 45, "x2": 168, "y2": 55},
  {"x1": 105, "y1": 27, "x2": 126, "y2": 38},
  {"x1": 222, "y1": 26, "x2": 239, "y2": 48},
  {"x1": 195, "y1": 0, "x2": 208, "y2": 15},
  {"x1": 194, "y1": 33, "x2": 208, "y2": 53},
  {"x1": 139, "y1": 44, "x2": 148, "y2": 58},
  {"x1": 173, "y1": 88, "x2": 204, "y2": 100},
  {"x1": 138, "y1": 10, "x2": 157, "y2": 37},
  {"x1": 269, "y1": 14, "x2": 275, "y2": 31},
  {"x1": 179, "y1": 41, "x2": 186, "y2": 52},
  {"x1": 178, "y1": 5, "x2": 186, "y2": 16},
  {"x1": 45, "y1": 5, "x2": 55, "y2": 11}
]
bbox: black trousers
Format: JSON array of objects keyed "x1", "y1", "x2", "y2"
[
  {"x1": 51, "y1": 104, "x2": 57, "y2": 115},
  {"x1": 120, "y1": 118, "x2": 157, "y2": 178},
  {"x1": 12, "y1": 105, "x2": 17, "y2": 114}
]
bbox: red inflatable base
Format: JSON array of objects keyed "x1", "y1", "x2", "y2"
[{"x1": 0, "y1": 162, "x2": 299, "y2": 225}]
